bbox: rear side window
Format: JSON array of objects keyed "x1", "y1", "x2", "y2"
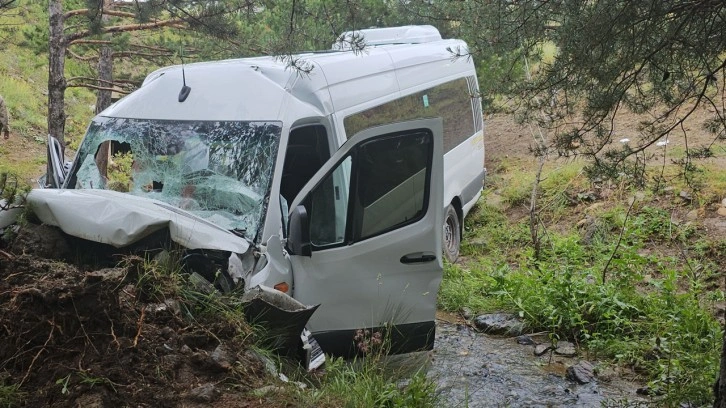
[{"x1": 343, "y1": 77, "x2": 479, "y2": 152}]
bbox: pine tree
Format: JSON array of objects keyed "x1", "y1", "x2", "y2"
[{"x1": 46, "y1": 0, "x2": 258, "y2": 151}]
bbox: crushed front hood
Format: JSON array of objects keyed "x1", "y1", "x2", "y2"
[{"x1": 27, "y1": 189, "x2": 250, "y2": 253}]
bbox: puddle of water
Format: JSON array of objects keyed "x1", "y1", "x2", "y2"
[{"x1": 429, "y1": 321, "x2": 648, "y2": 407}]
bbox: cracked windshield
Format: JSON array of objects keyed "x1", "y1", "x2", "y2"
[{"x1": 69, "y1": 117, "x2": 281, "y2": 239}]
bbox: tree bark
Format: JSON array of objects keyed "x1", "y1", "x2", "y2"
[
  {"x1": 95, "y1": 45, "x2": 113, "y2": 114},
  {"x1": 48, "y1": 0, "x2": 66, "y2": 151},
  {"x1": 95, "y1": 0, "x2": 114, "y2": 115}
]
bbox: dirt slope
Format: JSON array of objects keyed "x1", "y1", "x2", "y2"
[{"x1": 0, "y1": 240, "x2": 272, "y2": 407}]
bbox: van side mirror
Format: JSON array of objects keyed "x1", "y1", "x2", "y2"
[{"x1": 287, "y1": 205, "x2": 311, "y2": 257}]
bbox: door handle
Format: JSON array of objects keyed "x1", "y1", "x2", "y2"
[{"x1": 400, "y1": 252, "x2": 437, "y2": 264}]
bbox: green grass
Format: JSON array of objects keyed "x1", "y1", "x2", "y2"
[
  {"x1": 0, "y1": 384, "x2": 24, "y2": 408},
  {"x1": 293, "y1": 357, "x2": 437, "y2": 408}
]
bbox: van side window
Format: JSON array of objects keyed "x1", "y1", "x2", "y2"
[
  {"x1": 305, "y1": 129, "x2": 433, "y2": 249},
  {"x1": 281, "y1": 125, "x2": 331, "y2": 204},
  {"x1": 343, "y1": 77, "x2": 480, "y2": 152},
  {"x1": 309, "y1": 157, "x2": 351, "y2": 246},
  {"x1": 353, "y1": 131, "x2": 432, "y2": 240}
]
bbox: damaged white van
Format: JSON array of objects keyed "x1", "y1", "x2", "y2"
[{"x1": 32, "y1": 25, "x2": 484, "y2": 364}]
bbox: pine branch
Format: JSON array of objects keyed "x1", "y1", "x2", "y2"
[
  {"x1": 66, "y1": 83, "x2": 131, "y2": 94},
  {"x1": 67, "y1": 18, "x2": 186, "y2": 42},
  {"x1": 64, "y1": 8, "x2": 137, "y2": 20},
  {"x1": 67, "y1": 49, "x2": 96, "y2": 61}
]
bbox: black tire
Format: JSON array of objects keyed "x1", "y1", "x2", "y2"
[{"x1": 443, "y1": 205, "x2": 461, "y2": 262}]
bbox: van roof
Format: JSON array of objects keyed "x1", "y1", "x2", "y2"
[{"x1": 101, "y1": 34, "x2": 473, "y2": 122}]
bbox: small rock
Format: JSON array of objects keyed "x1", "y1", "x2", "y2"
[
  {"x1": 516, "y1": 335, "x2": 535, "y2": 345},
  {"x1": 473, "y1": 313, "x2": 525, "y2": 335},
  {"x1": 554, "y1": 341, "x2": 577, "y2": 357},
  {"x1": 717, "y1": 207, "x2": 726, "y2": 217},
  {"x1": 721, "y1": 198, "x2": 726, "y2": 207},
  {"x1": 596, "y1": 366, "x2": 617, "y2": 382},
  {"x1": 187, "y1": 383, "x2": 219, "y2": 403},
  {"x1": 679, "y1": 191, "x2": 692, "y2": 201},
  {"x1": 534, "y1": 343, "x2": 553, "y2": 356},
  {"x1": 686, "y1": 209, "x2": 700, "y2": 221},
  {"x1": 211, "y1": 344, "x2": 234, "y2": 371},
  {"x1": 461, "y1": 307, "x2": 473, "y2": 320},
  {"x1": 566, "y1": 361, "x2": 595, "y2": 384}
]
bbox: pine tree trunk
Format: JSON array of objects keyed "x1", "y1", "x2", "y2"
[
  {"x1": 48, "y1": 0, "x2": 66, "y2": 151},
  {"x1": 95, "y1": 45, "x2": 113, "y2": 114}
]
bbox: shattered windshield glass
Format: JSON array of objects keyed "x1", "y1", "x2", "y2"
[{"x1": 68, "y1": 117, "x2": 281, "y2": 240}]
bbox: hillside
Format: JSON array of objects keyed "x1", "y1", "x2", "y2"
[{"x1": 0, "y1": 3, "x2": 96, "y2": 181}]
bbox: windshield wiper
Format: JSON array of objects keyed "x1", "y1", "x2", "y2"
[{"x1": 230, "y1": 228, "x2": 247, "y2": 238}]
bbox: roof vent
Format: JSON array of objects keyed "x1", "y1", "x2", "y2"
[{"x1": 332, "y1": 25, "x2": 442, "y2": 51}]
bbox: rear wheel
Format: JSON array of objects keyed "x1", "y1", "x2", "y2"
[{"x1": 443, "y1": 205, "x2": 461, "y2": 262}]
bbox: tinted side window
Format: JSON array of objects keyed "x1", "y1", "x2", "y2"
[
  {"x1": 309, "y1": 157, "x2": 351, "y2": 246},
  {"x1": 353, "y1": 131, "x2": 432, "y2": 240},
  {"x1": 304, "y1": 129, "x2": 433, "y2": 250},
  {"x1": 343, "y1": 77, "x2": 479, "y2": 152}
]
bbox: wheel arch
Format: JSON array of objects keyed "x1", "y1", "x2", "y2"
[{"x1": 449, "y1": 195, "x2": 463, "y2": 231}]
